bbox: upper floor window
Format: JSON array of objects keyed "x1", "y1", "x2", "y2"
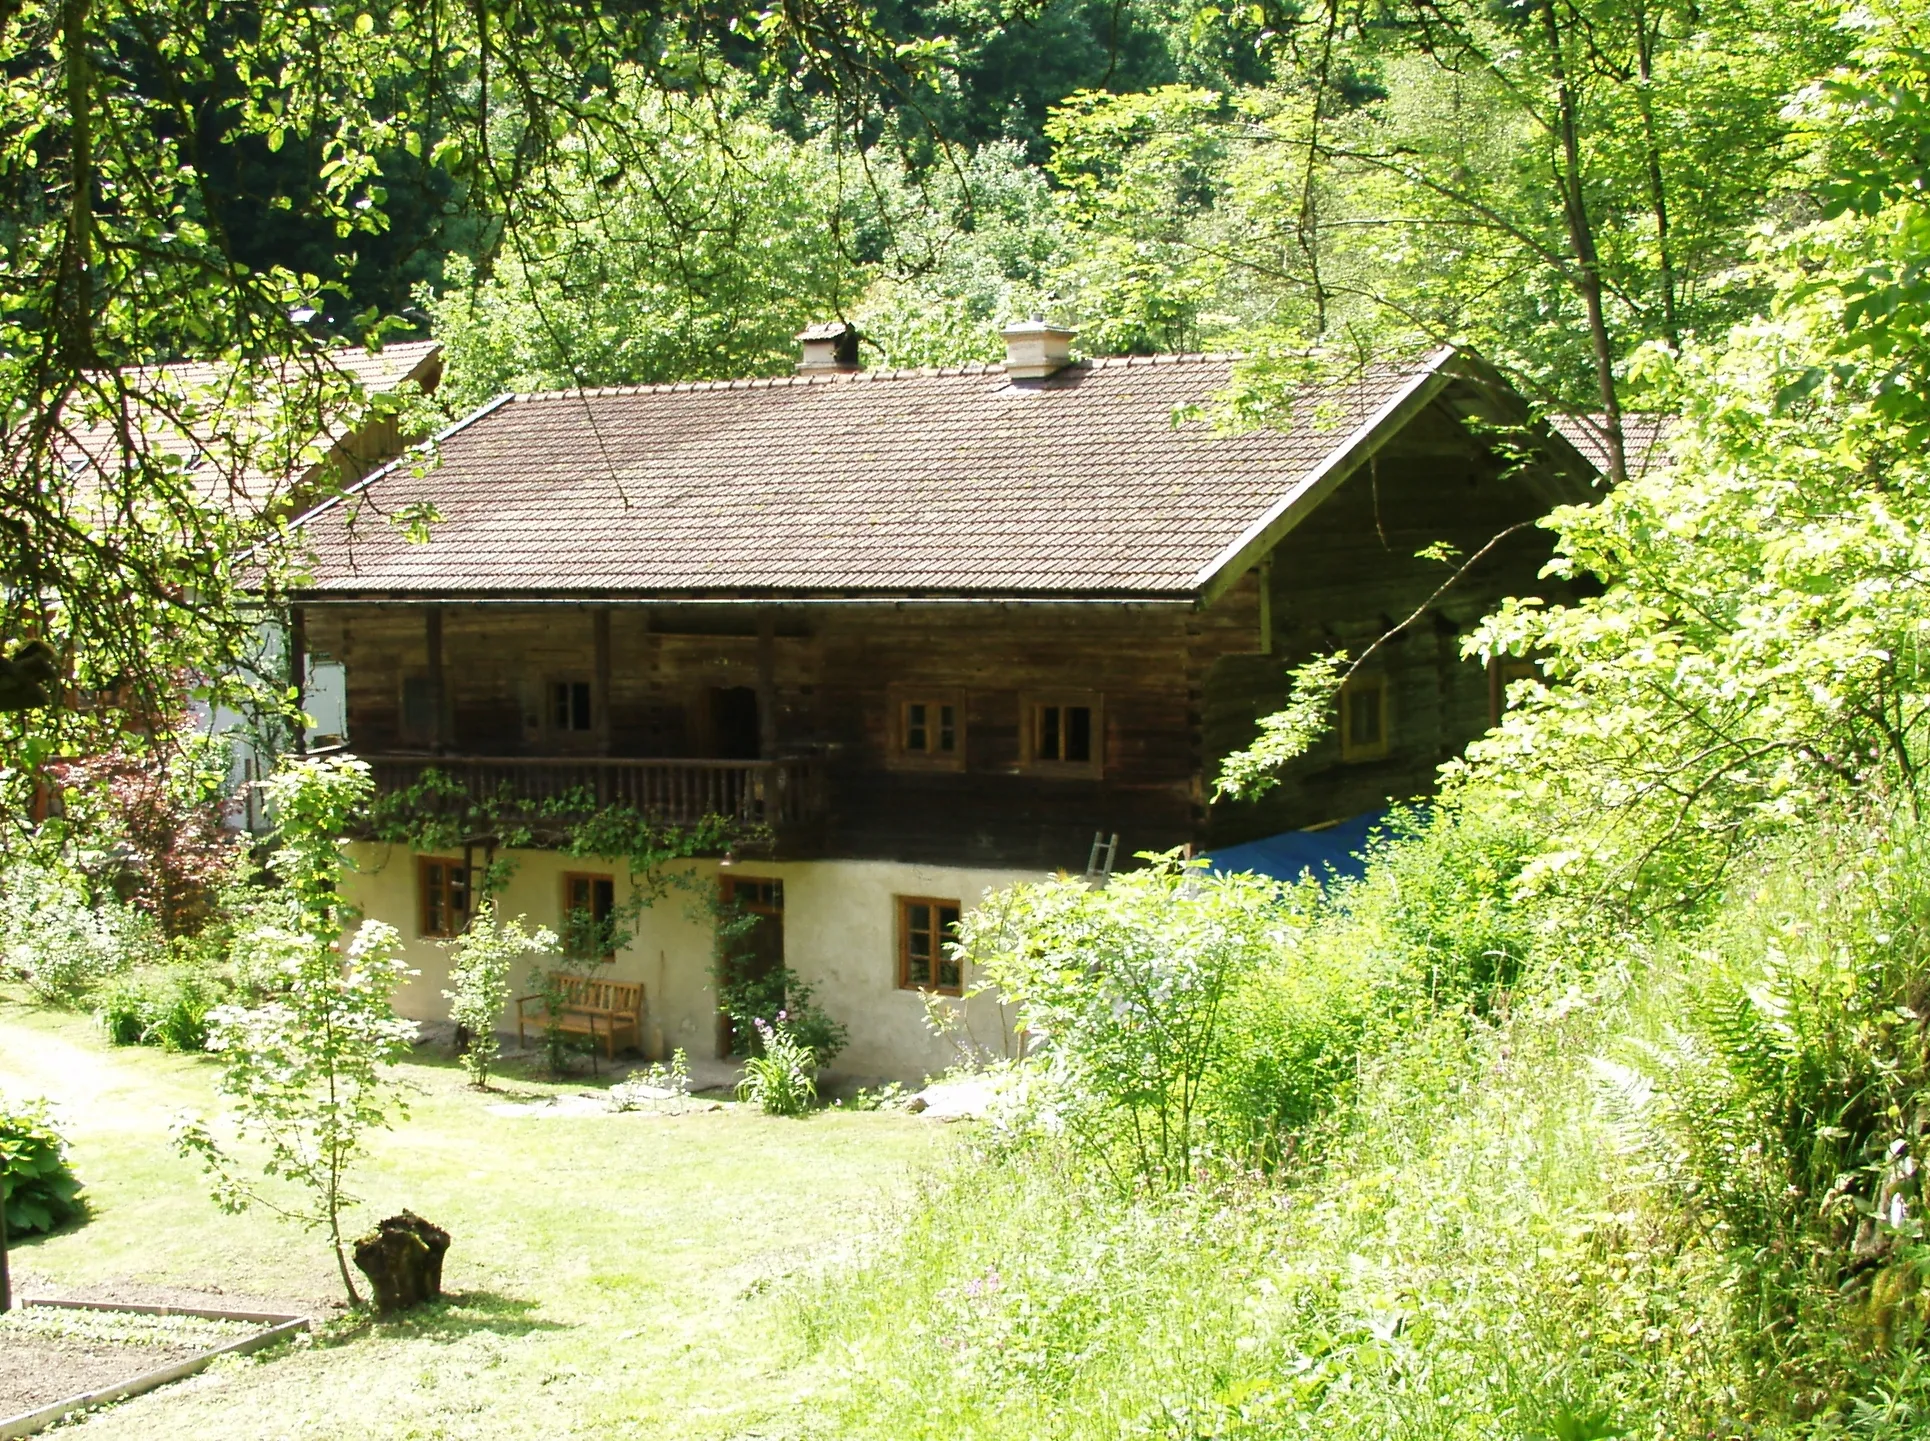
[
  {"x1": 1489, "y1": 656, "x2": 1541, "y2": 725},
  {"x1": 400, "y1": 673, "x2": 437, "y2": 744},
  {"x1": 1023, "y1": 693, "x2": 1103, "y2": 777},
  {"x1": 1339, "y1": 673, "x2": 1390, "y2": 762},
  {"x1": 419, "y1": 857, "x2": 470, "y2": 937},
  {"x1": 548, "y1": 678, "x2": 594, "y2": 732},
  {"x1": 898, "y1": 896, "x2": 962, "y2": 994},
  {"x1": 890, "y1": 689, "x2": 966, "y2": 770}
]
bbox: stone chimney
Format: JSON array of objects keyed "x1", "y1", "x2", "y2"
[
  {"x1": 1001, "y1": 317, "x2": 1077, "y2": 379},
  {"x1": 796, "y1": 321, "x2": 860, "y2": 373}
]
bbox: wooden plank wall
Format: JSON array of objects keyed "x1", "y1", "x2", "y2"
[
  {"x1": 303, "y1": 594, "x2": 1266, "y2": 869},
  {"x1": 1200, "y1": 399, "x2": 1586, "y2": 847}
]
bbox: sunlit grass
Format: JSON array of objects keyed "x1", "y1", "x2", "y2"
[{"x1": 0, "y1": 989, "x2": 947, "y2": 1440}]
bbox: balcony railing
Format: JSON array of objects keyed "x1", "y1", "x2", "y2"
[{"x1": 363, "y1": 755, "x2": 826, "y2": 834}]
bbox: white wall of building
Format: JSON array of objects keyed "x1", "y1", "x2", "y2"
[{"x1": 339, "y1": 843, "x2": 1048, "y2": 1083}]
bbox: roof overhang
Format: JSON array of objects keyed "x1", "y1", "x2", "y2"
[{"x1": 1189, "y1": 346, "x2": 1601, "y2": 607}]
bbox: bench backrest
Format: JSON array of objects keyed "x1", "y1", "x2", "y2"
[{"x1": 551, "y1": 973, "x2": 644, "y2": 1013}]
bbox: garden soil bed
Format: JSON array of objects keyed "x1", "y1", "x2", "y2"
[{"x1": 0, "y1": 1305, "x2": 256, "y2": 1419}]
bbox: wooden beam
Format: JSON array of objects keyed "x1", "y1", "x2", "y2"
[
  {"x1": 426, "y1": 606, "x2": 446, "y2": 753},
  {"x1": 756, "y1": 611, "x2": 777, "y2": 759},
  {"x1": 289, "y1": 605, "x2": 307, "y2": 755},
  {"x1": 593, "y1": 607, "x2": 613, "y2": 756}
]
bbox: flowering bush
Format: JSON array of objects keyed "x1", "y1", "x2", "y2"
[
  {"x1": 736, "y1": 1019, "x2": 818, "y2": 1116},
  {"x1": 0, "y1": 860, "x2": 159, "y2": 1003}
]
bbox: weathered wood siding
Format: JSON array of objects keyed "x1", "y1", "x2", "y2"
[
  {"x1": 302, "y1": 397, "x2": 1586, "y2": 868},
  {"x1": 1201, "y1": 400, "x2": 1586, "y2": 846}
]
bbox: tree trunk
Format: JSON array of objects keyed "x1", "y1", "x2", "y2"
[
  {"x1": 353, "y1": 1212, "x2": 451, "y2": 1315},
  {"x1": 1, "y1": 1180, "x2": 12, "y2": 1313},
  {"x1": 1540, "y1": 0, "x2": 1628, "y2": 485}
]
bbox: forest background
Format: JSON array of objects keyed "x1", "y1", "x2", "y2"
[{"x1": 9, "y1": 0, "x2": 1930, "y2": 1434}]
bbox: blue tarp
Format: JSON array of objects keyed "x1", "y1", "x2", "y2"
[{"x1": 1206, "y1": 809, "x2": 1390, "y2": 886}]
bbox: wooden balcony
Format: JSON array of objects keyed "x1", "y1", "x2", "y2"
[{"x1": 363, "y1": 755, "x2": 827, "y2": 841}]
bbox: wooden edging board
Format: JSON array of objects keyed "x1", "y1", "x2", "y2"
[{"x1": 0, "y1": 1298, "x2": 312, "y2": 1440}]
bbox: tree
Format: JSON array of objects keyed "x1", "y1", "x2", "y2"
[
  {"x1": 443, "y1": 902, "x2": 556, "y2": 1089},
  {"x1": 174, "y1": 756, "x2": 416, "y2": 1306}
]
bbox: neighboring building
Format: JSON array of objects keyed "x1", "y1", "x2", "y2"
[{"x1": 285, "y1": 323, "x2": 1599, "y2": 1080}]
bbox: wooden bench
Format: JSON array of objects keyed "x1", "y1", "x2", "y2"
[{"x1": 515, "y1": 974, "x2": 645, "y2": 1060}]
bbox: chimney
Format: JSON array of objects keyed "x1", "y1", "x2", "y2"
[
  {"x1": 796, "y1": 321, "x2": 860, "y2": 373},
  {"x1": 1001, "y1": 317, "x2": 1077, "y2": 379}
]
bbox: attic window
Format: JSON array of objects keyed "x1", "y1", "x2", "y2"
[{"x1": 1339, "y1": 674, "x2": 1390, "y2": 762}]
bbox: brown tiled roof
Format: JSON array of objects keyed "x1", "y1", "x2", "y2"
[
  {"x1": 1549, "y1": 412, "x2": 1672, "y2": 480},
  {"x1": 58, "y1": 340, "x2": 442, "y2": 515},
  {"x1": 291, "y1": 349, "x2": 1470, "y2": 600}
]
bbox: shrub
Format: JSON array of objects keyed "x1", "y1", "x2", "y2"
[
  {"x1": 736, "y1": 1020, "x2": 817, "y2": 1116},
  {"x1": 96, "y1": 966, "x2": 227, "y2": 1051},
  {"x1": 0, "y1": 1096, "x2": 85, "y2": 1236},
  {"x1": 444, "y1": 902, "x2": 557, "y2": 1088},
  {"x1": 962, "y1": 853, "x2": 1290, "y2": 1188},
  {"x1": 0, "y1": 861, "x2": 158, "y2": 1004}
]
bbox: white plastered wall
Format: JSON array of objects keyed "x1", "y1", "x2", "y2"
[{"x1": 340, "y1": 842, "x2": 1047, "y2": 1083}]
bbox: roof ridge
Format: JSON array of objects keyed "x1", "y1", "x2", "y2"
[{"x1": 508, "y1": 352, "x2": 1247, "y2": 404}]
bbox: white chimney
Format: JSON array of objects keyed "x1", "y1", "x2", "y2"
[
  {"x1": 797, "y1": 321, "x2": 860, "y2": 373},
  {"x1": 1001, "y1": 318, "x2": 1077, "y2": 379}
]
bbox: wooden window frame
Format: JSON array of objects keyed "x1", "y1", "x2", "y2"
[
  {"x1": 417, "y1": 856, "x2": 470, "y2": 938},
  {"x1": 1339, "y1": 673, "x2": 1391, "y2": 763},
  {"x1": 399, "y1": 672, "x2": 437, "y2": 746},
  {"x1": 887, "y1": 687, "x2": 967, "y2": 771},
  {"x1": 1020, "y1": 691, "x2": 1104, "y2": 778},
  {"x1": 720, "y1": 875, "x2": 785, "y2": 915},
  {"x1": 561, "y1": 871, "x2": 619, "y2": 963},
  {"x1": 1488, "y1": 655, "x2": 1541, "y2": 725},
  {"x1": 897, "y1": 895, "x2": 964, "y2": 996},
  {"x1": 544, "y1": 676, "x2": 596, "y2": 735}
]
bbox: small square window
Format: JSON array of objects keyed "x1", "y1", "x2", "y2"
[
  {"x1": 1339, "y1": 674, "x2": 1390, "y2": 762},
  {"x1": 548, "y1": 679, "x2": 593, "y2": 732},
  {"x1": 419, "y1": 857, "x2": 470, "y2": 937},
  {"x1": 888, "y1": 689, "x2": 967, "y2": 770},
  {"x1": 1022, "y1": 693, "x2": 1103, "y2": 776},
  {"x1": 898, "y1": 896, "x2": 963, "y2": 994}
]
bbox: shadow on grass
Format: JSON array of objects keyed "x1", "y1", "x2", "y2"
[{"x1": 318, "y1": 1291, "x2": 568, "y2": 1346}]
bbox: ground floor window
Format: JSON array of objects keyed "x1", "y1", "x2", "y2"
[
  {"x1": 418, "y1": 857, "x2": 470, "y2": 937},
  {"x1": 898, "y1": 896, "x2": 963, "y2": 994},
  {"x1": 562, "y1": 872, "x2": 618, "y2": 961}
]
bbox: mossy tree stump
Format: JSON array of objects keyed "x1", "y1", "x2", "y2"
[{"x1": 352, "y1": 1211, "x2": 450, "y2": 1315}]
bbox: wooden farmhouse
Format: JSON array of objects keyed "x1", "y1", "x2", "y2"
[{"x1": 286, "y1": 323, "x2": 1599, "y2": 1080}]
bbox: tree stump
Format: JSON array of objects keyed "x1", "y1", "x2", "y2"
[{"x1": 352, "y1": 1211, "x2": 450, "y2": 1315}]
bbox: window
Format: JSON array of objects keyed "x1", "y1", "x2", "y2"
[
  {"x1": 1489, "y1": 656, "x2": 1541, "y2": 725},
  {"x1": 400, "y1": 674, "x2": 437, "y2": 743},
  {"x1": 418, "y1": 857, "x2": 470, "y2": 937},
  {"x1": 889, "y1": 689, "x2": 966, "y2": 770},
  {"x1": 1339, "y1": 674, "x2": 1390, "y2": 762},
  {"x1": 548, "y1": 679, "x2": 593, "y2": 732},
  {"x1": 898, "y1": 896, "x2": 963, "y2": 994},
  {"x1": 562, "y1": 872, "x2": 618, "y2": 961},
  {"x1": 1022, "y1": 693, "x2": 1103, "y2": 776}
]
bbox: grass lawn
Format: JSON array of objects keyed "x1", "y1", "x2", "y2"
[{"x1": 0, "y1": 990, "x2": 947, "y2": 1440}]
